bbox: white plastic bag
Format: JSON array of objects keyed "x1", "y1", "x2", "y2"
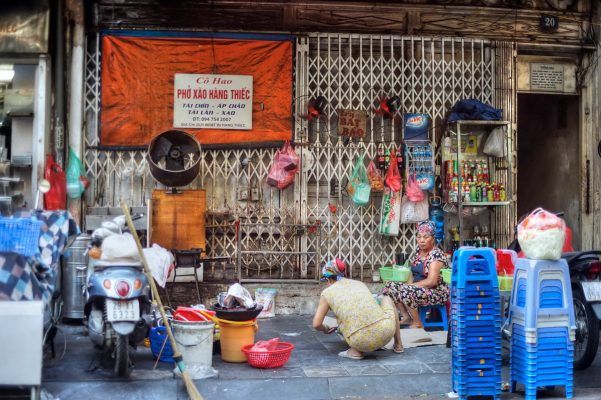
[
  {"x1": 517, "y1": 208, "x2": 565, "y2": 260},
  {"x1": 224, "y1": 283, "x2": 256, "y2": 309},
  {"x1": 483, "y1": 126, "x2": 506, "y2": 157},
  {"x1": 255, "y1": 288, "x2": 278, "y2": 318},
  {"x1": 400, "y1": 195, "x2": 429, "y2": 224},
  {"x1": 142, "y1": 244, "x2": 175, "y2": 288},
  {"x1": 101, "y1": 233, "x2": 139, "y2": 261}
]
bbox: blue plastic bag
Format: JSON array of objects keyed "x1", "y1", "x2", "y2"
[{"x1": 448, "y1": 99, "x2": 502, "y2": 122}]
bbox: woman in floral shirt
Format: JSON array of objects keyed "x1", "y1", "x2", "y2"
[{"x1": 382, "y1": 220, "x2": 450, "y2": 328}]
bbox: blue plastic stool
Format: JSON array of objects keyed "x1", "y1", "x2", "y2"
[{"x1": 419, "y1": 304, "x2": 448, "y2": 331}]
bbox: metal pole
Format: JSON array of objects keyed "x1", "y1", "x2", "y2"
[{"x1": 53, "y1": 0, "x2": 65, "y2": 167}]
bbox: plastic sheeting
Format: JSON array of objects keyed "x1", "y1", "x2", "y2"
[{"x1": 100, "y1": 35, "x2": 293, "y2": 146}]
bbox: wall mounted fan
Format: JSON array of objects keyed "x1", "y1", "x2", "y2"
[{"x1": 147, "y1": 130, "x2": 202, "y2": 191}]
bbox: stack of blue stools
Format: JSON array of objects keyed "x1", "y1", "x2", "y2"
[
  {"x1": 508, "y1": 258, "x2": 575, "y2": 400},
  {"x1": 451, "y1": 247, "x2": 502, "y2": 400}
]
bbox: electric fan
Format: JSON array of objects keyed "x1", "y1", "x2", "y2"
[{"x1": 147, "y1": 130, "x2": 202, "y2": 191}]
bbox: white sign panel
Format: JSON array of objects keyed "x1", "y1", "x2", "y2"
[
  {"x1": 173, "y1": 74, "x2": 253, "y2": 130},
  {"x1": 530, "y1": 63, "x2": 565, "y2": 92}
]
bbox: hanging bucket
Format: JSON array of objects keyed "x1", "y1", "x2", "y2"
[
  {"x1": 217, "y1": 318, "x2": 258, "y2": 363},
  {"x1": 172, "y1": 320, "x2": 215, "y2": 367}
]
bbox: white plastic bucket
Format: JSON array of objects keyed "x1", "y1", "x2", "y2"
[{"x1": 172, "y1": 320, "x2": 214, "y2": 367}]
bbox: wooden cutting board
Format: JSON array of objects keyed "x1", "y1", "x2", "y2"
[{"x1": 150, "y1": 189, "x2": 206, "y2": 251}]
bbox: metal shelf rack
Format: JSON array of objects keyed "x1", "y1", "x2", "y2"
[{"x1": 445, "y1": 120, "x2": 513, "y2": 248}]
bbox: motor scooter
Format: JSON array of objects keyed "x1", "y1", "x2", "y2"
[
  {"x1": 84, "y1": 214, "x2": 151, "y2": 377},
  {"x1": 506, "y1": 211, "x2": 601, "y2": 370}
]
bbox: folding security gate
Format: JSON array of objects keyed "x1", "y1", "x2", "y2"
[{"x1": 83, "y1": 33, "x2": 510, "y2": 281}]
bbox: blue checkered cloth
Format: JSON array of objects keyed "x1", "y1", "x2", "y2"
[{"x1": 0, "y1": 210, "x2": 79, "y2": 302}]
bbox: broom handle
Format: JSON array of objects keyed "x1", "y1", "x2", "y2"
[{"x1": 120, "y1": 203, "x2": 197, "y2": 388}]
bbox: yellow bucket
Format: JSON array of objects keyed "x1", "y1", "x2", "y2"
[{"x1": 217, "y1": 318, "x2": 258, "y2": 363}]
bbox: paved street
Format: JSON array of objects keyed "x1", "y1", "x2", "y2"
[{"x1": 3, "y1": 316, "x2": 601, "y2": 400}]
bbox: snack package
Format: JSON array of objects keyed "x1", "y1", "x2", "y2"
[
  {"x1": 367, "y1": 160, "x2": 384, "y2": 192},
  {"x1": 517, "y1": 208, "x2": 566, "y2": 260}
]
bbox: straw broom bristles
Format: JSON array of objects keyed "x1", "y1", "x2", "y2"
[{"x1": 121, "y1": 203, "x2": 203, "y2": 400}]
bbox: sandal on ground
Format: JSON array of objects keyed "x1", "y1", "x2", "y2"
[
  {"x1": 393, "y1": 345, "x2": 404, "y2": 354},
  {"x1": 338, "y1": 349, "x2": 364, "y2": 360}
]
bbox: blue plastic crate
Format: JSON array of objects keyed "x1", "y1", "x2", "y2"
[
  {"x1": 0, "y1": 217, "x2": 42, "y2": 257},
  {"x1": 149, "y1": 326, "x2": 174, "y2": 363}
]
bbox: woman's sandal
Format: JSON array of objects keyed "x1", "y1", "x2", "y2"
[
  {"x1": 338, "y1": 349, "x2": 364, "y2": 360},
  {"x1": 393, "y1": 345, "x2": 404, "y2": 354}
]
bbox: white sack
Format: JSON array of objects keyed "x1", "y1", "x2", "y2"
[{"x1": 143, "y1": 244, "x2": 175, "y2": 288}]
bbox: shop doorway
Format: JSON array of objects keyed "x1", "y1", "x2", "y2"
[{"x1": 517, "y1": 93, "x2": 580, "y2": 248}]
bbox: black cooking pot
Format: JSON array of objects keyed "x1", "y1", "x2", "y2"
[{"x1": 211, "y1": 304, "x2": 263, "y2": 321}]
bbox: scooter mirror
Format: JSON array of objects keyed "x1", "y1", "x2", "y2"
[
  {"x1": 38, "y1": 179, "x2": 51, "y2": 194},
  {"x1": 35, "y1": 179, "x2": 51, "y2": 210}
]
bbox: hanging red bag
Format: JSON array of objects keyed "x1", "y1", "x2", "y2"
[
  {"x1": 385, "y1": 153, "x2": 402, "y2": 192},
  {"x1": 44, "y1": 154, "x2": 67, "y2": 210}
]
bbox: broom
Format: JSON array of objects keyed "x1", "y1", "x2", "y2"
[{"x1": 121, "y1": 202, "x2": 203, "y2": 400}]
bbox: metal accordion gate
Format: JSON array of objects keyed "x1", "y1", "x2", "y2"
[{"x1": 83, "y1": 32, "x2": 512, "y2": 282}]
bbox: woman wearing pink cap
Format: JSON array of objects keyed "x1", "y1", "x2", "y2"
[
  {"x1": 312, "y1": 258, "x2": 403, "y2": 360},
  {"x1": 382, "y1": 220, "x2": 450, "y2": 328}
]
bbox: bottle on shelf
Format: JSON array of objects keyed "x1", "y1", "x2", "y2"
[{"x1": 377, "y1": 145, "x2": 386, "y2": 170}]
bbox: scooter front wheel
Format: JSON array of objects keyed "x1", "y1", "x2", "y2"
[
  {"x1": 573, "y1": 290, "x2": 599, "y2": 370},
  {"x1": 114, "y1": 334, "x2": 131, "y2": 377}
]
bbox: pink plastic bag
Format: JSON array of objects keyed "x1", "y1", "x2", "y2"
[
  {"x1": 250, "y1": 337, "x2": 280, "y2": 352},
  {"x1": 405, "y1": 174, "x2": 425, "y2": 202},
  {"x1": 266, "y1": 142, "x2": 299, "y2": 190}
]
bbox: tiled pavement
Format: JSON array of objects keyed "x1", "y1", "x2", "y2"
[{"x1": 4, "y1": 316, "x2": 601, "y2": 399}]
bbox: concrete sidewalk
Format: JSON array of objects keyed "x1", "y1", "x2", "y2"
[{"x1": 4, "y1": 316, "x2": 600, "y2": 400}]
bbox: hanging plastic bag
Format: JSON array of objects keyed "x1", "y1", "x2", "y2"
[
  {"x1": 400, "y1": 195, "x2": 429, "y2": 224},
  {"x1": 405, "y1": 174, "x2": 426, "y2": 202},
  {"x1": 483, "y1": 126, "x2": 506, "y2": 157},
  {"x1": 278, "y1": 141, "x2": 300, "y2": 172},
  {"x1": 379, "y1": 187, "x2": 401, "y2": 236},
  {"x1": 44, "y1": 154, "x2": 67, "y2": 210},
  {"x1": 517, "y1": 208, "x2": 565, "y2": 260},
  {"x1": 367, "y1": 160, "x2": 384, "y2": 192},
  {"x1": 385, "y1": 153, "x2": 402, "y2": 192},
  {"x1": 266, "y1": 141, "x2": 299, "y2": 190},
  {"x1": 346, "y1": 155, "x2": 371, "y2": 206},
  {"x1": 66, "y1": 147, "x2": 89, "y2": 199}
]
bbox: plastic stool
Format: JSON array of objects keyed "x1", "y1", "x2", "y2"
[{"x1": 419, "y1": 304, "x2": 448, "y2": 331}]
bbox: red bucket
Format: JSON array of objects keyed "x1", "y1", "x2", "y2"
[{"x1": 173, "y1": 307, "x2": 215, "y2": 322}]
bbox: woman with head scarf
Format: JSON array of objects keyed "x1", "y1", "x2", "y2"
[
  {"x1": 382, "y1": 220, "x2": 450, "y2": 328},
  {"x1": 312, "y1": 258, "x2": 404, "y2": 359}
]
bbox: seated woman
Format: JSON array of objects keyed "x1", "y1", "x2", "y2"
[
  {"x1": 382, "y1": 220, "x2": 449, "y2": 329},
  {"x1": 312, "y1": 258, "x2": 403, "y2": 360}
]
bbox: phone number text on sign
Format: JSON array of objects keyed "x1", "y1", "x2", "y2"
[{"x1": 173, "y1": 74, "x2": 253, "y2": 130}]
